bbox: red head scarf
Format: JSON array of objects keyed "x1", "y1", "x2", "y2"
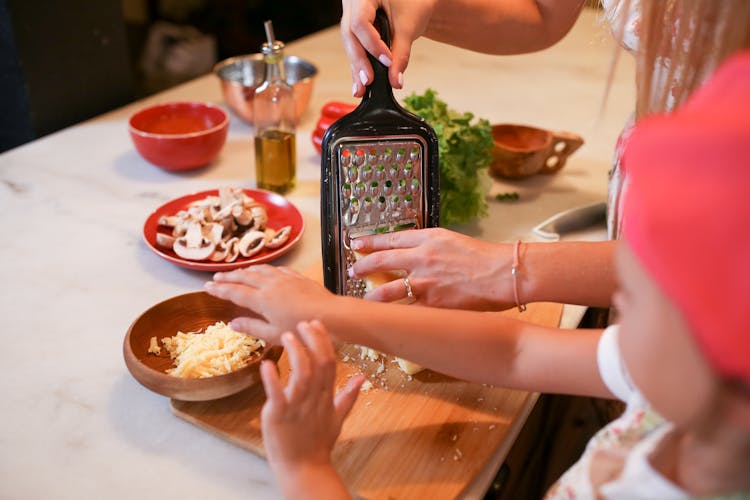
[{"x1": 622, "y1": 50, "x2": 750, "y2": 383}]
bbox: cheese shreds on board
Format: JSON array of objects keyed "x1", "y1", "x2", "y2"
[{"x1": 161, "y1": 321, "x2": 265, "y2": 378}]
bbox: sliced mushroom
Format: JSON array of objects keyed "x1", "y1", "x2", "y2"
[
  {"x1": 240, "y1": 192, "x2": 256, "y2": 207},
  {"x1": 213, "y1": 200, "x2": 239, "y2": 220},
  {"x1": 173, "y1": 237, "x2": 215, "y2": 261},
  {"x1": 171, "y1": 222, "x2": 189, "y2": 238},
  {"x1": 232, "y1": 205, "x2": 254, "y2": 226},
  {"x1": 155, "y1": 232, "x2": 176, "y2": 249},
  {"x1": 264, "y1": 226, "x2": 291, "y2": 249},
  {"x1": 209, "y1": 240, "x2": 230, "y2": 262},
  {"x1": 251, "y1": 205, "x2": 268, "y2": 230},
  {"x1": 218, "y1": 216, "x2": 237, "y2": 239},
  {"x1": 224, "y1": 237, "x2": 240, "y2": 262},
  {"x1": 202, "y1": 222, "x2": 224, "y2": 245},
  {"x1": 173, "y1": 222, "x2": 216, "y2": 260},
  {"x1": 184, "y1": 222, "x2": 204, "y2": 248},
  {"x1": 158, "y1": 215, "x2": 182, "y2": 227},
  {"x1": 237, "y1": 230, "x2": 266, "y2": 257}
]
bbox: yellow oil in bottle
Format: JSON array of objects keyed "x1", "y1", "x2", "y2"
[{"x1": 254, "y1": 128, "x2": 296, "y2": 193}]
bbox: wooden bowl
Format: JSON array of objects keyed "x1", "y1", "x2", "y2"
[
  {"x1": 490, "y1": 123, "x2": 583, "y2": 179},
  {"x1": 124, "y1": 291, "x2": 281, "y2": 401}
]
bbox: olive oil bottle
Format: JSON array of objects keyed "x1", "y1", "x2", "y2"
[{"x1": 253, "y1": 21, "x2": 296, "y2": 193}]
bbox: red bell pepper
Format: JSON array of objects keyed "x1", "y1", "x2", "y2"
[{"x1": 311, "y1": 101, "x2": 357, "y2": 154}]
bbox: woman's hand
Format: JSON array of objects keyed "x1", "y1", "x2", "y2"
[
  {"x1": 205, "y1": 265, "x2": 339, "y2": 344},
  {"x1": 351, "y1": 228, "x2": 516, "y2": 310},
  {"x1": 341, "y1": 0, "x2": 437, "y2": 97},
  {"x1": 260, "y1": 321, "x2": 364, "y2": 498}
]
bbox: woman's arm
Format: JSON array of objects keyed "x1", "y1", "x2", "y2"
[
  {"x1": 351, "y1": 230, "x2": 618, "y2": 310},
  {"x1": 343, "y1": 0, "x2": 587, "y2": 95}
]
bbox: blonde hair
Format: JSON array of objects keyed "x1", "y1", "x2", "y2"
[{"x1": 606, "y1": 0, "x2": 750, "y2": 118}]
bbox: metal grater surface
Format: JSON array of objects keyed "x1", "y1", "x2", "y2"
[{"x1": 335, "y1": 136, "x2": 426, "y2": 297}]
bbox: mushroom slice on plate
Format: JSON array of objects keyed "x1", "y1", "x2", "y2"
[
  {"x1": 224, "y1": 237, "x2": 240, "y2": 262},
  {"x1": 158, "y1": 215, "x2": 182, "y2": 228},
  {"x1": 209, "y1": 240, "x2": 230, "y2": 262},
  {"x1": 232, "y1": 205, "x2": 253, "y2": 226},
  {"x1": 264, "y1": 226, "x2": 291, "y2": 249},
  {"x1": 202, "y1": 222, "x2": 225, "y2": 245},
  {"x1": 155, "y1": 232, "x2": 176, "y2": 249},
  {"x1": 251, "y1": 206, "x2": 268, "y2": 231},
  {"x1": 173, "y1": 222, "x2": 216, "y2": 260},
  {"x1": 237, "y1": 230, "x2": 266, "y2": 257}
]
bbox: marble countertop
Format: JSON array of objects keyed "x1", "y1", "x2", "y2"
[{"x1": 0, "y1": 8, "x2": 633, "y2": 499}]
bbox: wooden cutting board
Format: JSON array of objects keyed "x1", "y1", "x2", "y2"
[{"x1": 172, "y1": 266, "x2": 562, "y2": 499}]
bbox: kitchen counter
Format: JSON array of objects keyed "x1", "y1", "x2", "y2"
[{"x1": 0, "y1": 8, "x2": 633, "y2": 499}]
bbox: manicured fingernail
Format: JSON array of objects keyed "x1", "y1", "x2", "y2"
[
  {"x1": 347, "y1": 266, "x2": 355, "y2": 278},
  {"x1": 205, "y1": 281, "x2": 215, "y2": 290},
  {"x1": 351, "y1": 239, "x2": 363, "y2": 250},
  {"x1": 397, "y1": 72, "x2": 404, "y2": 87},
  {"x1": 352, "y1": 81, "x2": 358, "y2": 96},
  {"x1": 359, "y1": 69, "x2": 368, "y2": 86},
  {"x1": 378, "y1": 54, "x2": 392, "y2": 67}
]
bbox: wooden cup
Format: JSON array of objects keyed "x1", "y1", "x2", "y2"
[{"x1": 490, "y1": 124, "x2": 584, "y2": 179}]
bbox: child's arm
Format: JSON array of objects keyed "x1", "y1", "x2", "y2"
[
  {"x1": 208, "y1": 267, "x2": 613, "y2": 399},
  {"x1": 259, "y1": 321, "x2": 365, "y2": 500}
]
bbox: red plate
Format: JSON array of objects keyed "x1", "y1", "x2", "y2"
[{"x1": 143, "y1": 188, "x2": 305, "y2": 271}]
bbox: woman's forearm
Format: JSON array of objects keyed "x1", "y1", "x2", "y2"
[
  {"x1": 521, "y1": 240, "x2": 618, "y2": 307},
  {"x1": 320, "y1": 297, "x2": 611, "y2": 399},
  {"x1": 426, "y1": 0, "x2": 587, "y2": 54}
]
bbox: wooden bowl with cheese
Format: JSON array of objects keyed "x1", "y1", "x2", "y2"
[{"x1": 124, "y1": 291, "x2": 281, "y2": 401}]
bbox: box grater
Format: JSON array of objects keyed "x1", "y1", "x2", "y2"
[{"x1": 321, "y1": 9, "x2": 440, "y2": 296}]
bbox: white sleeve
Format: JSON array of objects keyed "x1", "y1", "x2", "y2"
[{"x1": 597, "y1": 325, "x2": 637, "y2": 402}]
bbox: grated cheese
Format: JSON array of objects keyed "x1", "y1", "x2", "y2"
[
  {"x1": 148, "y1": 336, "x2": 161, "y2": 355},
  {"x1": 160, "y1": 321, "x2": 265, "y2": 378}
]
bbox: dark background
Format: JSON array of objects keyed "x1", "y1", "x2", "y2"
[{"x1": 0, "y1": 0, "x2": 341, "y2": 153}]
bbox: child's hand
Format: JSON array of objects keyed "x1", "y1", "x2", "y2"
[
  {"x1": 205, "y1": 265, "x2": 340, "y2": 345},
  {"x1": 260, "y1": 320, "x2": 365, "y2": 475}
]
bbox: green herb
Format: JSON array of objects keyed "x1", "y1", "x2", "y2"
[
  {"x1": 394, "y1": 222, "x2": 417, "y2": 231},
  {"x1": 495, "y1": 192, "x2": 520, "y2": 202},
  {"x1": 404, "y1": 89, "x2": 493, "y2": 226}
]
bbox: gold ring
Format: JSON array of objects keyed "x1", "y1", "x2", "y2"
[{"x1": 403, "y1": 277, "x2": 416, "y2": 303}]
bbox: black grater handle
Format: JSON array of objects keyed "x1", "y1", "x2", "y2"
[{"x1": 363, "y1": 9, "x2": 396, "y2": 109}]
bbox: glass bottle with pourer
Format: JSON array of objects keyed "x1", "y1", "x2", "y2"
[{"x1": 253, "y1": 20, "x2": 296, "y2": 193}]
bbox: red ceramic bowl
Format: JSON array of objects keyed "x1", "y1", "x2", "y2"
[{"x1": 129, "y1": 101, "x2": 229, "y2": 171}]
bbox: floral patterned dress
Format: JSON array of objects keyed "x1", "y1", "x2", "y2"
[{"x1": 544, "y1": 326, "x2": 687, "y2": 499}]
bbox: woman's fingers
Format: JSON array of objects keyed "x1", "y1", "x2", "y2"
[
  {"x1": 342, "y1": 0, "x2": 395, "y2": 96},
  {"x1": 363, "y1": 277, "x2": 415, "y2": 303},
  {"x1": 351, "y1": 248, "x2": 415, "y2": 279},
  {"x1": 351, "y1": 228, "x2": 427, "y2": 252},
  {"x1": 388, "y1": 29, "x2": 410, "y2": 88}
]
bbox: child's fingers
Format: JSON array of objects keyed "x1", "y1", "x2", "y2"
[
  {"x1": 333, "y1": 374, "x2": 366, "y2": 426},
  {"x1": 213, "y1": 265, "x2": 277, "y2": 285},
  {"x1": 259, "y1": 360, "x2": 286, "y2": 418},
  {"x1": 281, "y1": 331, "x2": 312, "y2": 402},
  {"x1": 204, "y1": 281, "x2": 261, "y2": 310},
  {"x1": 228, "y1": 317, "x2": 282, "y2": 345},
  {"x1": 296, "y1": 321, "x2": 337, "y2": 386}
]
